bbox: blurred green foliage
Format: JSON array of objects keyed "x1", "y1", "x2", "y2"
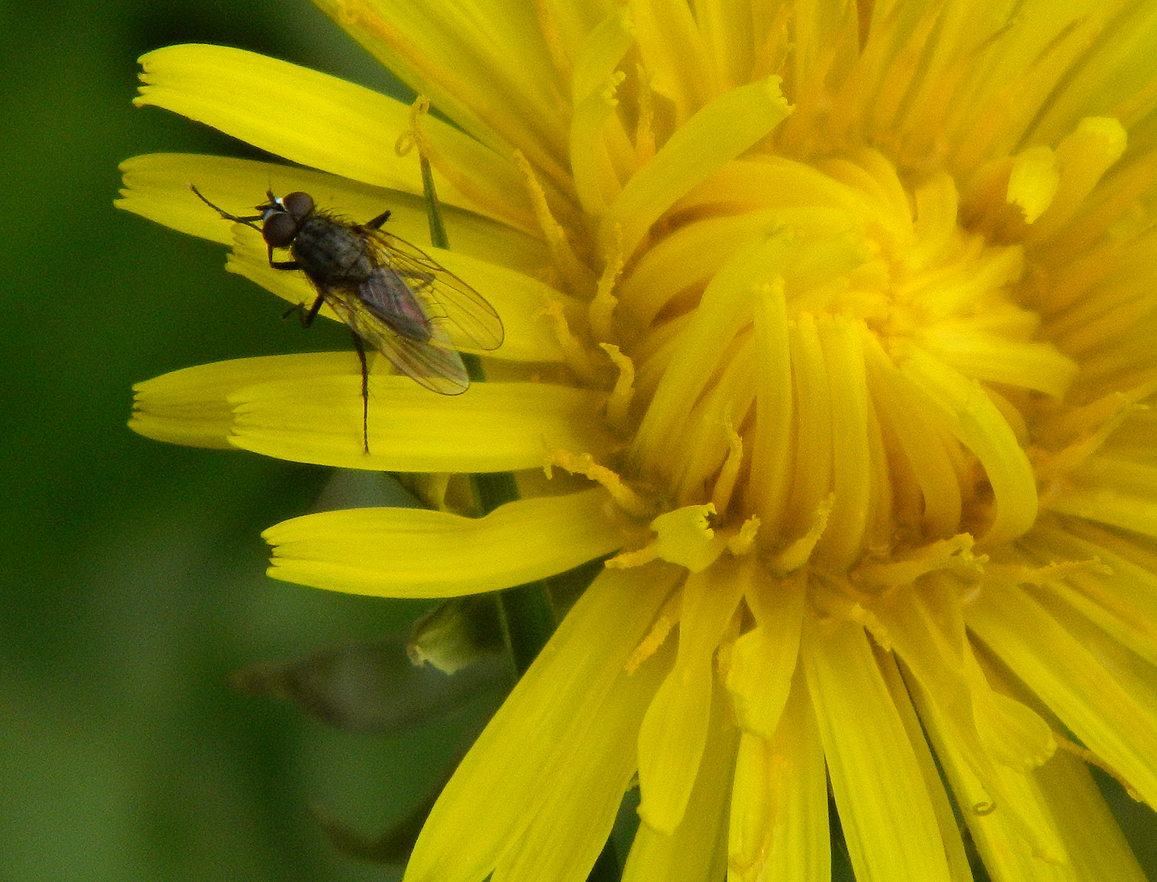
[{"x1": 0, "y1": 2, "x2": 473, "y2": 880}]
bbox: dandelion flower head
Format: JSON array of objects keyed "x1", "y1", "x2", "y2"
[{"x1": 120, "y1": 1, "x2": 1157, "y2": 880}]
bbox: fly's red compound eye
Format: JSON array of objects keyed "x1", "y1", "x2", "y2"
[
  {"x1": 281, "y1": 192, "x2": 314, "y2": 222},
  {"x1": 262, "y1": 210, "x2": 297, "y2": 248}
]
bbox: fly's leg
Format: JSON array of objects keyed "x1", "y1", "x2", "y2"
[
  {"x1": 268, "y1": 246, "x2": 300, "y2": 272},
  {"x1": 281, "y1": 292, "x2": 326, "y2": 327},
  {"x1": 352, "y1": 332, "x2": 371, "y2": 454}
]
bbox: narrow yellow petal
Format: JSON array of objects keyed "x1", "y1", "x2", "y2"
[
  {"x1": 312, "y1": 0, "x2": 572, "y2": 190},
  {"x1": 746, "y1": 279, "x2": 793, "y2": 533},
  {"x1": 117, "y1": 152, "x2": 548, "y2": 273},
  {"x1": 1047, "y1": 456, "x2": 1157, "y2": 540},
  {"x1": 1032, "y1": 747, "x2": 1149, "y2": 881},
  {"x1": 636, "y1": 562, "x2": 745, "y2": 833},
  {"x1": 623, "y1": 683, "x2": 738, "y2": 882},
  {"x1": 803, "y1": 617, "x2": 954, "y2": 882},
  {"x1": 602, "y1": 76, "x2": 792, "y2": 259},
  {"x1": 875, "y1": 575, "x2": 1056, "y2": 776},
  {"x1": 900, "y1": 347, "x2": 1038, "y2": 545},
  {"x1": 911, "y1": 655, "x2": 1068, "y2": 869},
  {"x1": 1024, "y1": 522, "x2": 1157, "y2": 666},
  {"x1": 492, "y1": 630, "x2": 668, "y2": 882},
  {"x1": 725, "y1": 568, "x2": 804, "y2": 738},
  {"x1": 1030, "y1": 117, "x2": 1128, "y2": 242},
  {"x1": 133, "y1": 353, "x2": 614, "y2": 471},
  {"x1": 639, "y1": 504, "x2": 725, "y2": 572},
  {"x1": 632, "y1": 231, "x2": 794, "y2": 478},
  {"x1": 264, "y1": 488, "x2": 624, "y2": 597},
  {"x1": 404, "y1": 566, "x2": 677, "y2": 882},
  {"x1": 1007, "y1": 145, "x2": 1060, "y2": 224},
  {"x1": 877, "y1": 650, "x2": 976, "y2": 882},
  {"x1": 570, "y1": 8, "x2": 635, "y2": 104},
  {"x1": 812, "y1": 315, "x2": 874, "y2": 571},
  {"x1": 863, "y1": 339, "x2": 964, "y2": 538},
  {"x1": 939, "y1": 337, "x2": 1078, "y2": 400},
  {"x1": 970, "y1": 585, "x2": 1157, "y2": 808},
  {"x1": 134, "y1": 44, "x2": 528, "y2": 222},
  {"x1": 728, "y1": 672, "x2": 830, "y2": 882},
  {"x1": 232, "y1": 371, "x2": 614, "y2": 472},
  {"x1": 631, "y1": 0, "x2": 718, "y2": 121},
  {"x1": 130, "y1": 354, "x2": 324, "y2": 449}
]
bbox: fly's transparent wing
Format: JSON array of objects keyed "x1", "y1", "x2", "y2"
[
  {"x1": 362, "y1": 228, "x2": 504, "y2": 352},
  {"x1": 323, "y1": 281, "x2": 470, "y2": 395}
]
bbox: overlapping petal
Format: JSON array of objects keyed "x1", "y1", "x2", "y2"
[
  {"x1": 133, "y1": 353, "x2": 615, "y2": 470},
  {"x1": 265, "y1": 487, "x2": 626, "y2": 597},
  {"x1": 135, "y1": 44, "x2": 535, "y2": 229}
]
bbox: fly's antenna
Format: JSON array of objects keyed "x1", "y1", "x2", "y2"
[{"x1": 187, "y1": 183, "x2": 263, "y2": 230}]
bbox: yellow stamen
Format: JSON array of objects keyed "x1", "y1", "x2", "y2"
[
  {"x1": 598, "y1": 343, "x2": 635, "y2": 433},
  {"x1": 544, "y1": 449, "x2": 651, "y2": 517}
]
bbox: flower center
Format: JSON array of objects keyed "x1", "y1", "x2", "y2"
[{"x1": 615, "y1": 149, "x2": 1076, "y2": 572}]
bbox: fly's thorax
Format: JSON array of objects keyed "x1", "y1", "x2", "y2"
[{"x1": 292, "y1": 214, "x2": 376, "y2": 285}]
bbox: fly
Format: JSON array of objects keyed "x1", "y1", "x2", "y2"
[{"x1": 189, "y1": 185, "x2": 504, "y2": 452}]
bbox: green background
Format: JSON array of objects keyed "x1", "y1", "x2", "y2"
[
  {"x1": 3, "y1": 1, "x2": 1157, "y2": 880},
  {"x1": 0, "y1": 2, "x2": 480, "y2": 880}
]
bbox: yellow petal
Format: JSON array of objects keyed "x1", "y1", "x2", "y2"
[
  {"x1": 874, "y1": 574, "x2": 1056, "y2": 777},
  {"x1": 1032, "y1": 747, "x2": 1149, "y2": 881},
  {"x1": 1030, "y1": 117, "x2": 1128, "y2": 242},
  {"x1": 631, "y1": 0, "x2": 717, "y2": 121},
  {"x1": 130, "y1": 354, "x2": 311, "y2": 449},
  {"x1": 134, "y1": 44, "x2": 529, "y2": 224},
  {"x1": 492, "y1": 626, "x2": 668, "y2": 882},
  {"x1": 311, "y1": 0, "x2": 571, "y2": 188},
  {"x1": 909, "y1": 656, "x2": 1067, "y2": 869},
  {"x1": 728, "y1": 673, "x2": 830, "y2": 882},
  {"x1": 117, "y1": 152, "x2": 548, "y2": 273},
  {"x1": 623, "y1": 682, "x2": 738, "y2": 882},
  {"x1": 404, "y1": 566, "x2": 677, "y2": 882},
  {"x1": 970, "y1": 585, "x2": 1157, "y2": 809},
  {"x1": 264, "y1": 487, "x2": 624, "y2": 598},
  {"x1": 638, "y1": 504, "x2": 726, "y2": 573},
  {"x1": 1007, "y1": 145, "x2": 1060, "y2": 224},
  {"x1": 878, "y1": 654, "x2": 974, "y2": 881},
  {"x1": 132, "y1": 353, "x2": 614, "y2": 471},
  {"x1": 636, "y1": 562, "x2": 745, "y2": 833},
  {"x1": 233, "y1": 372, "x2": 613, "y2": 471},
  {"x1": 1025, "y1": 522, "x2": 1157, "y2": 666},
  {"x1": 803, "y1": 618, "x2": 954, "y2": 882},
  {"x1": 602, "y1": 76, "x2": 792, "y2": 259},
  {"x1": 900, "y1": 347, "x2": 1038, "y2": 545},
  {"x1": 1047, "y1": 455, "x2": 1157, "y2": 540},
  {"x1": 725, "y1": 568, "x2": 804, "y2": 737}
]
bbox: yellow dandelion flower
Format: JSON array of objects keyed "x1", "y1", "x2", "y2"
[{"x1": 118, "y1": 0, "x2": 1157, "y2": 880}]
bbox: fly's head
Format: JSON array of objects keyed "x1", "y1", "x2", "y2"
[{"x1": 258, "y1": 191, "x2": 315, "y2": 249}]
